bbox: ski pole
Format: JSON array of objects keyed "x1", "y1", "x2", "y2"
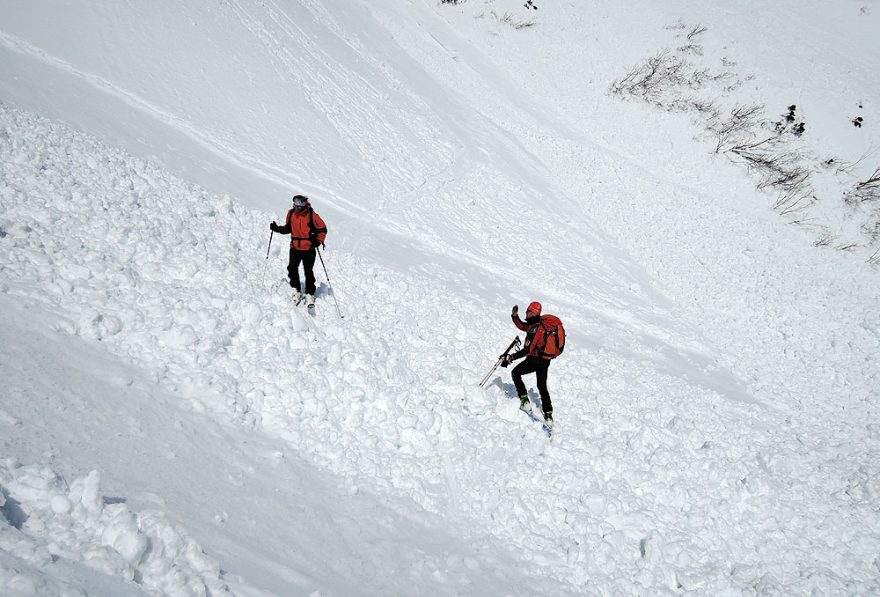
[
  {"x1": 479, "y1": 337, "x2": 520, "y2": 387},
  {"x1": 316, "y1": 246, "x2": 344, "y2": 319},
  {"x1": 261, "y1": 229, "x2": 274, "y2": 288},
  {"x1": 479, "y1": 336, "x2": 521, "y2": 387}
]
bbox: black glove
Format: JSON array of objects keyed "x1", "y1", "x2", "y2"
[
  {"x1": 500, "y1": 354, "x2": 511, "y2": 368},
  {"x1": 270, "y1": 221, "x2": 279, "y2": 232},
  {"x1": 511, "y1": 305, "x2": 519, "y2": 317},
  {"x1": 313, "y1": 241, "x2": 323, "y2": 250}
]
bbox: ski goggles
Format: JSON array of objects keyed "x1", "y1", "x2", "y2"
[{"x1": 292, "y1": 195, "x2": 308, "y2": 208}]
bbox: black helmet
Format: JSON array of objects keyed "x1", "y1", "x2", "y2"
[{"x1": 292, "y1": 195, "x2": 309, "y2": 208}]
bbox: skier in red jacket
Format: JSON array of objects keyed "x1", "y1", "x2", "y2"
[
  {"x1": 502, "y1": 301, "x2": 564, "y2": 427},
  {"x1": 270, "y1": 195, "x2": 327, "y2": 306}
]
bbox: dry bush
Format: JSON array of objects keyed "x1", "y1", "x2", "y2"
[
  {"x1": 686, "y1": 25, "x2": 708, "y2": 40},
  {"x1": 492, "y1": 11, "x2": 536, "y2": 29},
  {"x1": 845, "y1": 167, "x2": 880, "y2": 204},
  {"x1": 610, "y1": 51, "x2": 689, "y2": 104},
  {"x1": 708, "y1": 104, "x2": 763, "y2": 152},
  {"x1": 727, "y1": 136, "x2": 813, "y2": 214},
  {"x1": 690, "y1": 99, "x2": 720, "y2": 117},
  {"x1": 869, "y1": 247, "x2": 880, "y2": 265},
  {"x1": 610, "y1": 27, "x2": 732, "y2": 111},
  {"x1": 609, "y1": 22, "x2": 880, "y2": 260},
  {"x1": 813, "y1": 233, "x2": 835, "y2": 247},
  {"x1": 677, "y1": 25, "x2": 708, "y2": 54}
]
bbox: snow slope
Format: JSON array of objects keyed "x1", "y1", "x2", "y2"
[
  {"x1": 2, "y1": 0, "x2": 879, "y2": 595},
  {"x1": 0, "y1": 104, "x2": 552, "y2": 597},
  {"x1": 0, "y1": 302, "x2": 539, "y2": 597}
]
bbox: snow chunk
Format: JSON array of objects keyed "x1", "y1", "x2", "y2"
[{"x1": 0, "y1": 461, "x2": 231, "y2": 596}]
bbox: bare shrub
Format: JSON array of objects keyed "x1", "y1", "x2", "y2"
[
  {"x1": 678, "y1": 25, "x2": 708, "y2": 53},
  {"x1": 867, "y1": 232, "x2": 880, "y2": 263},
  {"x1": 833, "y1": 149, "x2": 876, "y2": 175},
  {"x1": 664, "y1": 21, "x2": 707, "y2": 39},
  {"x1": 610, "y1": 51, "x2": 689, "y2": 104},
  {"x1": 813, "y1": 233, "x2": 834, "y2": 247},
  {"x1": 686, "y1": 25, "x2": 708, "y2": 40},
  {"x1": 492, "y1": 11, "x2": 536, "y2": 29},
  {"x1": 708, "y1": 104, "x2": 763, "y2": 152},
  {"x1": 845, "y1": 167, "x2": 880, "y2": 203},
  {"x1": 608, "y1": 22, "x2": 880, "y2": 259},
  {"x1": 727, "y1": 136, "x2": 812, "y2": 213},
  {"x1": 689, "y1": 67, "x2": 732, "y2": 88},
  {"x1": 677, "y1": 43, "x2": 704, "y2": 56},
  {"x1": 724, "y1": 74, "x2": 753, "y2": 93},
  {"x1": 690, "y1": 99, "x2": 720, "y2": 117},
  {"x1": 611, "y1": 39, "x2": 732, "y2": 111},
  {"x1": 610, "y1": 32, "x2": 814, "y2": 218},
  {"x1": 863, "y1": 219, "x2": 880, "y2": 242}
]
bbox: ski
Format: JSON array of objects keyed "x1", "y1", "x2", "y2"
[
  {"x1": 520, "y1": 405, "x2": 553, "y2": 439},
  {"x1": 290, "y1": 292, "x2": 315, "y2": 315},
  {"x1": 286, "y1": 291, "x2": 320, "y2": 333}
]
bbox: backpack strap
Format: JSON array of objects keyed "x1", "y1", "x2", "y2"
[
  {"x1": 308, "y1": 208, "x2": 328, "y2": 237},
  {"x1": 538, "y1": 317, "x2": 561, "y2": 357},
  {"x1": 540, "y1": 323, "x2": 555, "y2": 353}
]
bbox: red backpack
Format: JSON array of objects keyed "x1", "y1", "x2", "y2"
[{"x1": 540, "y1": 315, "x2": 565, "y2": 359}]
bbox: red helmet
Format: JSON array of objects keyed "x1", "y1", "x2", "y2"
[{"x1": 526, "y1": 301, "x2": 542, "y2": 317}]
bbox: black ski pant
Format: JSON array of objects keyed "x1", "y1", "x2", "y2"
[
  {"x1": 288, "y1": 247, "x2": 317, "y2": 295},
  {"x1": 512, "y1": 356, "x2": 552, "y2": 413}
]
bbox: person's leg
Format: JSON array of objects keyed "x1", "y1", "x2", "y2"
[
  {"x1": 535, "y1": 360, "x2": 552, "y2": 415},
  {"x1": 512, "y1": 358, "x2": 540, "y2": 407},
  {"x1": 511, "y1": 362, "x2": 528, "y2": 398},
  {"x1": 288, "y1": 248, "x2": 303, "y2": 291},
  {"x1": 302, "y1": 249, "x2": 317, "y2": 295}
]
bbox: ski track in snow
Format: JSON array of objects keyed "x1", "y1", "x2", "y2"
[
  {"x1": 2, "y1": 100, "x2": 880, "y2": 594},
  {"x1": 0, "y1": 26, "x2": 365, "y2": 220}
]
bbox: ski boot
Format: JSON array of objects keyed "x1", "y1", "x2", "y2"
[
  {"x1": 519, "y1": 395, "x2": 532, "y2": 413},
  {"x1": 306, "y1": 293, "x2": 316, "y2": 314},
  {"x1": 292, "y1": 289, "x2": 303, "y2": 305},
  {"x1": 543, "y1": 411, "x2": 553, "y2": 429}
]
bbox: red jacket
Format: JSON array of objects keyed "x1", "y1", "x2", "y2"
[
  {"x1": 510, "y1": 313, "x2": 552, "y2": 360},
  {"x1": 277, "y1": 205, "x2": 327, "y2": 251}
]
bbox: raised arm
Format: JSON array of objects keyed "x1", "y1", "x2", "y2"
[{"x1": 511, "y1": 305, "x2": 529, "y2": 332}]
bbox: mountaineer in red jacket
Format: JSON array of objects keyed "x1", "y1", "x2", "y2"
[
  {"x1": 270, "y1": 195, "x2": 327, "y2": 306},
  {"x1": 502, "y1": 301, "x2": 566, "y2": 427}
]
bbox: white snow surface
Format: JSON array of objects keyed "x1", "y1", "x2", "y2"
[{"x1": 1, "y1": 0, "x2": 879, "y2": 595}]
